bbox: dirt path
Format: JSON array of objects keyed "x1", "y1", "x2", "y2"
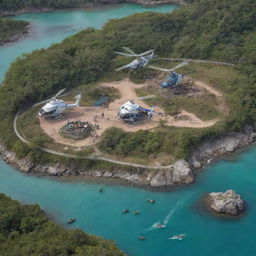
[
  {"x1": 158, "y1": 58, "x2": 235, "y2": 67},
  {"x1": 193, "y1": 80, "x2": 223, "y2": 97}
]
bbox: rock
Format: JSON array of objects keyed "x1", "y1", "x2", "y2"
[
  {"x1": 150, "y1": 160, "x2": 194, "y2": 187},
  {"x1": 208, "y1": 190, "x2": 245, "y2": 216},
  {"x1": 190, "y1": 125, "x2": 256, "y2": 166},
  {"x1": 192, "y1": 160, "x2": 201, "y2": 169}
]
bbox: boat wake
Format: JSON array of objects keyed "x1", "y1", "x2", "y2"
[{"x1": 146, "y1": 194, "x2": 193, "y2": 232}]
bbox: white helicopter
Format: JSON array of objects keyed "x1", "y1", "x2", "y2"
[
  {"x1": 115, "y1": 47, "x2": 154, "y2": 71},
  {"x1": 118, "y1": 95, "x2": 157, "y2": 123},
  {"x1": 38, "y1": 89, "x2": 81, "y2": 118},
  {"x1": 148, "y1": 61, "x2": 188, "y2": 88}
]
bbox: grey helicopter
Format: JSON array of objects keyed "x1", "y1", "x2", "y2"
[
  {"x1": 118, "y1": 95, "x2": 158, "y2": 123},
  {"x1": 115, "y1": 47, "x2": 154, "y2": 71},
  {"x1": 148, "y1": 61, "x2": 188, "y2": 88},
  {"x1": 38, "y1": 89, "x2": 81, "y2": 118}
]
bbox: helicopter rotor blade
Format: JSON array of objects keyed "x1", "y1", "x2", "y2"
[
  {"x1": 147, "y1": 65, "x2": 171, "y2": 72},
  {"x1": 54, "y1": 88, "x2": 66, "y2": 98},
  {"x1": 123, "y1": 47, "x2": 137, "y2": 55},
  {"x1": 115, "y1": 63, "x2": 132, "y2": 71},
  {"x1": 170, "y1": 61, "x2": 188, "y2": 71},
  {"x1": 139, "y1": 49, "x2": 154, "y2": 56},
  {"x1": 115, "y1": 51, "x2": 138, "y2": 57},
  {"x1": 137, "y1": 95, "x2": 156, "y2": 100}
]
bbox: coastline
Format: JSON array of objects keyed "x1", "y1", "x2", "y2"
[
  {"x1": 1, "y1": 125, "x2": 255, "y2": 188},
  {"x1": 0, "y1": 0, "x2": 184, "y2": 17},
  {"x1": 0, "y1": 23, "x2": 32, "y2": 46}
]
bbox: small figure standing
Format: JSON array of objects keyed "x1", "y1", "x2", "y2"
[{"x1": 102, "y1": 112, "x2": 104, "y2": 118}]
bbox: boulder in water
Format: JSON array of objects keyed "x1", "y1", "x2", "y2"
[{"x1": 207, "y1": 190, "x2": 245, "y2": 216}]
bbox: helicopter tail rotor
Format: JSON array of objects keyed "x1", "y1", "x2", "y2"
[{"x1": 75, "y1": 93, "x2": 82, "y2": 107}]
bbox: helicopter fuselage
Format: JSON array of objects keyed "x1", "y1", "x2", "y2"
[
  {"x1": 38, "y1": 99, "x2": 67, "y2": 117},
  {"x1": 129, "y1": 53, "x2": 154, "y2": 70},
  {"x1": 118, "y1": 101, "x2": 153, "y2": 122},
  {"x1": 161, "y1": 72, "x2": 184, "y2": 88}
]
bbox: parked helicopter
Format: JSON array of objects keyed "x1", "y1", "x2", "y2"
[
  {"x1": 38, "y1": 89, "x2": 81, "y2": 118},
  {"x1": 118, "y1": 95, "x2": 158, "y2": 123},
  {"x1": 148, "y1": 61, "x2": 188, "y2": 88},
  {"x1": 115, "y1": 47, "x2": 154, "y2": 71}
]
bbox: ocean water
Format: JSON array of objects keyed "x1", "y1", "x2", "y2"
[
  {"x1": 1, "y1": 146, "x2": 256, "y2": 256},
  {"x1": 0, "y1": 3, "x2": 256, "y2": 256},
  {"x1": 0, "y1": 3, "x2": 177, "y2": 82}
]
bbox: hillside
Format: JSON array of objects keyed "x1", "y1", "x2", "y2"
[
  {"x1": 0, "y1": 0, "x2": 255, "y2": 164},
  {"x1": 0, "y1": 194, "x2": 124, "y2": 256},
  {"x1": 0, "y1": 19, "x2": 29, "y2": 45}
]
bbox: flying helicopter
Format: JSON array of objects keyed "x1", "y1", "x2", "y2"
[
  {"x1": 115, "y1": 47, "x2": 154, "y2": 71},
  {"x1": 148, "y1": 61, "x2": 188, "y2": 88},
  {"x1": 38, "y1": 89, "x2": 81, "y2": 118},
  {"x1": 118, "y1": 95, "x2": 158, "y2": 123}
]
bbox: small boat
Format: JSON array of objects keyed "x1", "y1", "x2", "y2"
[
  {"x1": 138, "y1": 236, "x2": 146, "y2": 240},
  {"x1": 98, "y1": 186, "x2": 103, "y2": 192},
  {"x1": 169, "y1": 234, "x2": 185, "y2": 240},
  {"x1": 67, "y1": 218, "x2": 76, "y2": 224},
  {"x1": 122, "y1": 209, "x2": 129, "y2": 214},
  {"x1": 133, "y1": 210, "x2": 141, "y2": 215},
  {"x1": 152, "y1": 222, "x2": 166, "y2": 229},
  {"x1": 147, "y1": 199, "x2": 155, "y2": 204}
]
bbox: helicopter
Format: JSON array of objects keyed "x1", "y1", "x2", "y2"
[
  {"x1": 148, "y1": 61, "x2": 188, "y2": 88},
  {"x1": 115, "y1": 47, "x2": 154, "y2": 71},
  {"x1": 38, "y1": 89, "x2": 81, "y2": 118},
  {"x1": 118, "y1": 95, "x2": 157, "y2": 123}
]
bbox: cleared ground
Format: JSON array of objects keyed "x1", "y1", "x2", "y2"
[{"x1": 39, "y1": 78, "x2": 221, "y2": 147}]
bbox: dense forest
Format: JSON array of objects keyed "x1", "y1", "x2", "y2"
[
  {"x1": 0, "y1": 0, "x2": 255, "y2": 160},
  {"x1": 0, "y1": 19, "x2": 29, "y2": 45},
  {"x1": 0, "y1": 194, "x2": 124, "y2": 256}
]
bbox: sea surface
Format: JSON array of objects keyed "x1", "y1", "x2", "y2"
[{"x1": 0, "y1": 4, "x2": 256, "y2": 256}]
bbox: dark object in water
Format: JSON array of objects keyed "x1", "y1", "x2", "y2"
[
  {"x1": 147, "y1": 199, "x2": 155, "y2": 204},
  {"x1": 67, "y1": 218, "x2": 76, "y2": 224},
  {"x1": 122, "y1": 209, "x2": 129, "y2": 214},
  {"x1": 133, "y1": 210, "x2": 141, "y2": 215},
  {"x1": 98, "y1": 186, "x2": 103, "y2": 192},
  {"x1": 138, "y1": 236, "x2": 146, "y2": 240}
]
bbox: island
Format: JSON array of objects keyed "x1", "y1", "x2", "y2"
[
  {"x1": 0, "y1": 0, "x2": 255, "y2": 188},
  {"x1": 0, "y1": 193, "x2": 125, "y2": 256}
]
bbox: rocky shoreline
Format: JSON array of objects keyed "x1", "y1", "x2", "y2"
[
  {"x1": 0, "y1": 0, "x2": 184, "y2": 17},
  {"x1": 0, "y1": 125, "x2": 255, "y2": 188},
  {"x1": 0, "y1": 24, "x2": 31, "y2": 46}
]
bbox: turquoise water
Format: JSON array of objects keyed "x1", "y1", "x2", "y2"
[
  {"x1": 0, "y1": 4, "x2": 177, "y2": 82},
  {"x1": 1, "y1": 146, "x2": 256, "y2": 256},
  {"x1": 0, "y1": 4, "x2": 255, "y2": 256}
]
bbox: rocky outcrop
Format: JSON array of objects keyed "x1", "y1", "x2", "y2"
[
  {"x1": 190, "y1": 125, "x2": 256, "y2": 168},
  {"x1": 1, "y1": 125, "x2": 256, "y2": 188},
  {"x1": 0, "y1": 143, "x2": 194, "y2": 187},
  {"x1": 207, "y1": 190, "x2": 245, "y2": 216},
  {"x1": 149, "y1": 160, "x2": 194, "y2": 187}
]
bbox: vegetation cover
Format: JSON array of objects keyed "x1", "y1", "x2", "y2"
[
  {"x1": 0, "y1": 193, "x2": 124, "y2": 256},
  {"x1": 0, "y1": 0, "x2": 255, "y2": 161},
  {"x1": 0, "y1": 19, "x2": 29, "y2": 45}
]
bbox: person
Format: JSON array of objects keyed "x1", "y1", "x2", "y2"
[{"x1": 102, "y1": 112, "x2": 104, "y2": 118}]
